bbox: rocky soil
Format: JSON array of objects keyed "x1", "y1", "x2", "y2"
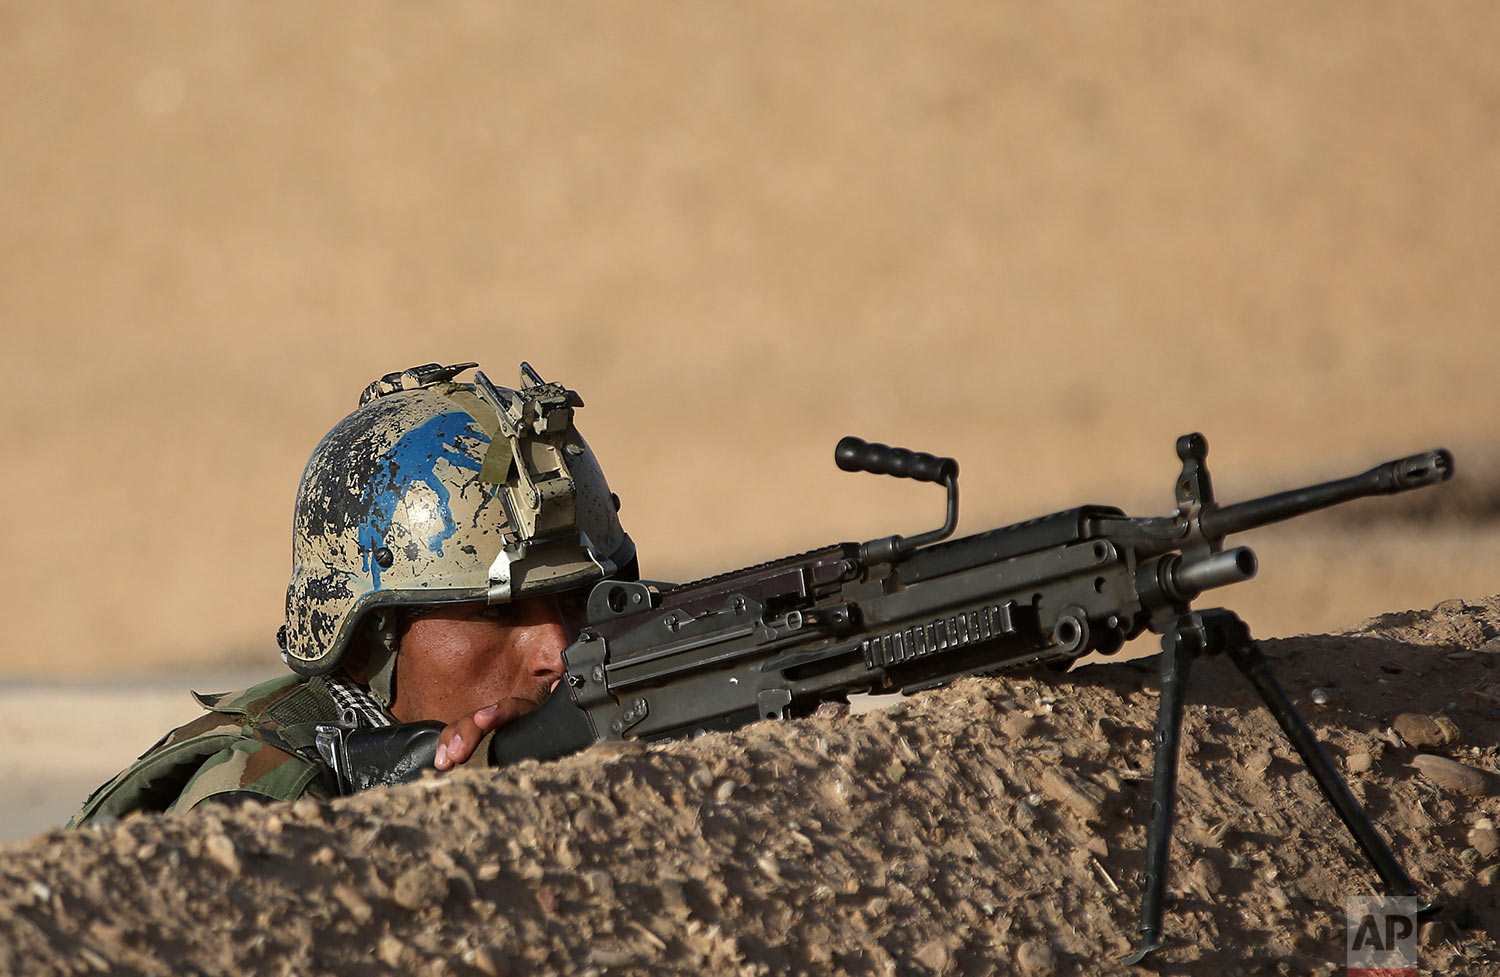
[{"x1": 5, "y1": 596, "x2": 1500, "y2": 976}]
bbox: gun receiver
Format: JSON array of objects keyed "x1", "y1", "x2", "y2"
[{"x1": 333, "y1": 432, "x2": 1454, "y2": 966}]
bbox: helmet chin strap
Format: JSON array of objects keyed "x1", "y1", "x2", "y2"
[{"x1": 363, "y1": 610, "x2": 403, "y2": 708}]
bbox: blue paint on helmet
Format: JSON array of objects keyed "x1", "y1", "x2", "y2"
[{"x1": 358, "y1": 410, "x2": 489, "y2": 588}]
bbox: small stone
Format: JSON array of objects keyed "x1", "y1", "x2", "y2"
[
  {"x1": 713, "y1": 779, "x2": 736, "y2": 803},
  {"x1": 1003, "y1": 713, "x2": 1038, "y2": 738},
  {"x1": 688, "y1": 767, "x2": 713, "y2": 792},
  {"x1": 1411, "y1": 754, "x2": 1492, "y2": 795},
  {"x1": 1267, "y1": 886, "x2": 1290, "y2": 910},
  {"x1": 88, "y1": 922, "x2": 122, "y2": 946},
  {"x1": 1393, "y1": 713, "x2": 1460, "y2": 748},
  {"x1": 77, "y1": 946, "x2": 110, "y2": 972},
  {"x1": 393, "y1": 865, "x2": 449, "y2": 910},
  {"x1": 913, "y1": 939, "x2": 951, "y2": 974},
  {"x1": 471, "y1": 946, "x2": 501, "y2": 977},
  {"x1": 311, "y1": 846, "x2": 336, "y2": 866},
  {"x1": 377, "y1": 934, "x2": 408, "y2": 968},
  {"x1": 332, "y1": 884, "x2": 373, "y2": 923},
  {"x1": 30, "y1": 881, "x2": 52, "y2": 903},
  {"x1": 584, "y1": 869, "x2": 615, "y2": 899},
  {"x1": 1015, "y1": 939, "x2": 1056, "y2": 975},
  {"x1": 1346, "y1": 752, "x2": 1374, "y2": 775},
  {"x1": 1420, "y1": 920, "x2": 1445, "y2": 947},
  {"x1": 813, "y1": 700, "x2": 848, "y2": 719},
  {"x1": 589, "y1": 947, "x2": 636, "y2": 968},
  {"x1": 554, "y1": 839, "x2": 580, "y2": 871},
  {"x1": 632, "y1": 921, "x2": 668, "y2": 951},
  {"x1": 204, "y1": 833, "x2": 242, "y2": 876},
  {"x1": 1039, "y1": 767, "x2": 1106, "y2": 821},
  {"x1": 1310, "y1": 688, "x2": 1329, "y2": 705},
  {"x1": 1469, "y1": 820, "x2": 1500, "y2": 859},
  {"x1": 659, "y1": 878, "x2": 689, "y2": 917},
  {"x1": 264, "y1": 815, "x2": 283, "y2": 834},
  {"x1": 476, "y1": 863, "x2": 502, "y2": 881},
  {"x1": 1189, "y1": 857, "x2": 1223, "y2": 896},
  {"x1": 111, "y1": 830, "x2": 137, "y2": 858}
]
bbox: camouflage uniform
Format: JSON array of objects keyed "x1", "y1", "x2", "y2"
[{"x1": 69, "y1": 675, "x2": 349, "y2": 825}]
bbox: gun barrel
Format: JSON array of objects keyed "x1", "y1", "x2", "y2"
[
  {"x1": 1200, "y1": 448, "x2": 1454, "y2": 540},
  {"x1": 1173, "y1": 547, "x2": 1258, "y2": 595}
]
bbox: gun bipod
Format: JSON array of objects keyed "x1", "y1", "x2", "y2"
[{"x1": 1123, "y1": 608, "x2": 1434, "y2": 967}]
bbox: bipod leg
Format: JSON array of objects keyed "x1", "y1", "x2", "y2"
[
  {"x1": 1221, "y1": 619, "x2": 1431, "y2": 907},
  {"x1": 1123, "y1": 615, "x2": 1200, "y2": 966}
]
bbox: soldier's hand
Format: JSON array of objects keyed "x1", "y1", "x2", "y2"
[{"x1": 434, "y1": 698, "x2": 535, "y2": 769}]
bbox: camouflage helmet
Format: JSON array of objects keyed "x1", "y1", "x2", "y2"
[{"x1": 280, "y1": 361, "x2": 634, "y2": 678}]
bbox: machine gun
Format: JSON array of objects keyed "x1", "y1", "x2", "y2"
[{"x1": 321, "y1": 433, "x2": 1452, "y2": 963}]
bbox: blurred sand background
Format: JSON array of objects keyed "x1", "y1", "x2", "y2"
[{"x1": 3, "y1": 2, "x2": 1498, "y2": 837}]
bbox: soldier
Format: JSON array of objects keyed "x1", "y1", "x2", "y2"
[{"x1": 70, "y1": 361, "x2": 635, "y2": 825}]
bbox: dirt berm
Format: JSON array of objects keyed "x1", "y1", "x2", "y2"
[{"x1": 4, "y1": 597, "x2": 1500, "y2": 976}]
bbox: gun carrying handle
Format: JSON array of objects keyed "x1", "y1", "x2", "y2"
[
  {"x1": 837, "y1": 437, "x2": 961, "y2": 564},
  {"x1": 835, "y1": 437, "x2": 957, "y2": 484}
]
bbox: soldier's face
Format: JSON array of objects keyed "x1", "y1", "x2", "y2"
[{"x1": 388, "y1": 597, "x2": 569, "y2": 726}]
